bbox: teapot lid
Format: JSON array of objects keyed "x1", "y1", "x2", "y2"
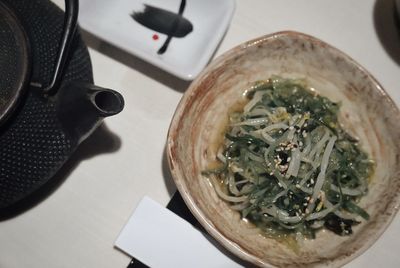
[{"x1": 0, "y1": 2, "x2": 30, "y2": 126}]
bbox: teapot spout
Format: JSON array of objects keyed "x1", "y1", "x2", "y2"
[
  {"x1": 55, "y1": 82, "x2": 124, "y2": 144},
  {"x1": 90, "y1": 87, "x2": 124, "y2": 117}
]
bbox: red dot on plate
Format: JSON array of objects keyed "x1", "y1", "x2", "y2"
[{"x1": 152, "y1": 34, "x2": 159, "y2": 41}]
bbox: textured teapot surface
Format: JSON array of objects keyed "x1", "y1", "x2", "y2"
[{"x1": 0, "y1": 0, "x2": 124, "y2": 211}]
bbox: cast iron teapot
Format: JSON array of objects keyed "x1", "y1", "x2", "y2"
[{"x1": 0, "y1": 0, "x2": 124, "y2": 211}]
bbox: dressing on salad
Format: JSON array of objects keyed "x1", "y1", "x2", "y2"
[{"x1": 203, "y1": 77, "x2": 374, "y2": 241}]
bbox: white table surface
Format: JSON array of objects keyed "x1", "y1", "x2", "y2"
[{"x1": 1, "y1": 0, "x2": 399, "y2": 267}]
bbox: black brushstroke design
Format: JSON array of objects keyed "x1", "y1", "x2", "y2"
[
  {"x1": 131, "y1": 4, "x2": 192, "y2": 38},
  {"x1": 157, "y1": 0, "x2": 186, "y2": 54},
  {"x1": 131, "y1": 0, "x2": 193, "y2": 54}
]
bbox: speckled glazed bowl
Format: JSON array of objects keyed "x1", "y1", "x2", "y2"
[{"x1": 167, "y1": 31, "x2": 400, "y2": 267}]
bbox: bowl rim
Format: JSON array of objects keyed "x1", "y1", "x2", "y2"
[{"x1": 167, "y1": 30, "x2": 400, "y2": 267}]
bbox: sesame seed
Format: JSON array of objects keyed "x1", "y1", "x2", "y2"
[
  {"x1": 284, "y1": 198, "x2": 290, "y2": 206},
  {"x1": 295, "y1": 184, "x2": 301, "y2": 189},
  {"x1": 289, "y1": 126, "x2": 294, "y2": 130}
]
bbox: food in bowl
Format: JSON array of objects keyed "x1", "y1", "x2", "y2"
[
  {"x1": 202, "y1": 76, "x2": 374, "y2": 243},
  {"x1": 167, "y1": 31, "x2": 400, "y2": 267}
]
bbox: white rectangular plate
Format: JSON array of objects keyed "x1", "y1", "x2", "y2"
[{"x1": 79, "y1": 0, "x2": 235, "y2": 80}]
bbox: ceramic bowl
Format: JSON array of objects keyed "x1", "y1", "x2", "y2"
[{"x1": 167, "y1": 31, "x2": 400, "y2": 267}]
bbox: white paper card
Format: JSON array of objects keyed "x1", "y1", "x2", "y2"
[{"x1": 115, "y1": 196, "x2": 243, "y2": 268}]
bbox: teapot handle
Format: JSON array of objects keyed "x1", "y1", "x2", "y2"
[{"x1": 43, "y1": 0, "x2": 79, "y2": 95}]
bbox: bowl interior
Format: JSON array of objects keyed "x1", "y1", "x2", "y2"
[{"x1": 167, "y1": 31, "x2": 400, "y2": 267}]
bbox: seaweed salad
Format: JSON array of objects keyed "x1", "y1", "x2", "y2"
[{"x1": 203, "y1": 76, "x2": 374, "y2": 240}]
